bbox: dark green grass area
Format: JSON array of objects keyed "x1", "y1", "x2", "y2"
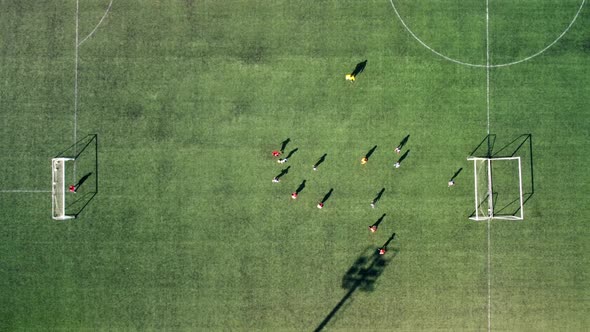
[{"x1": 0, "y1": 0, "x2": 588, "y2": 331}]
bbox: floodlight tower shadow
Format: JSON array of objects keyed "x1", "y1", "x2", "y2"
[{"x1": 314, "y1": 245, "x2": 395, "y2": 332}]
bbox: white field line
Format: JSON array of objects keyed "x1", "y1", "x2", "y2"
[
  {"x1": 486, "y1": 0, "x2": 490, "y2": 136},
  {"x1": 386, "y1": 0, "x2": 586, "y2": 68},
  {"x1": 0, "y1": 190, "x2": 51, "y2": 193},
  {"x1": 487, "y1": 216, "x2": 492, "y2": 332},
  {"x1": 73, "y1": 0, "x2": 80, "y2": 182},
  {"x1": 78, "y1": 0, "x2": 114, "y2": 46},
  {"x1": 486, "y1": 1, "x2": 492, "y2": 330}
]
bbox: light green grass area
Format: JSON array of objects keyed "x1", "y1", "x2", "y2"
[{"x1": 1, "y1": 0, "x2": 588, "y2": 331}]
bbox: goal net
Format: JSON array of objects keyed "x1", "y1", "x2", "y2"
[
  {"x1": 52, "y1": 158, "x2": 76, "y2": 220},
  {"x1": 468, "y1": 156, "x2": 524, "y2": 221}
]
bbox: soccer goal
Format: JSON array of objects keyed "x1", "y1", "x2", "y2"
[
  {"x1": 468, "y1": 156, "x2": 524, "y2": 221},
  {"x1": 52, "y1": 157, "x2": 76, "y2": 220}
]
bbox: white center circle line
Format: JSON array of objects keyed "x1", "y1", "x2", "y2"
[{"x1": 387, "y1": 0, "x2": 586, "y2": 68}]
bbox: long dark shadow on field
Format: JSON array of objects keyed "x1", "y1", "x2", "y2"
[
  {"x1": 351, "y1": 60, "x2": 367, "y2": 77},
  {"x1": 314, "y1": 246, "x2": 394, "y2": 332},
  {"x1": 364, "y1": 145, "x2": 377, "y2": 160},
  {"x1": 397, "y1": 134, "x2": 410, "y2": 150},
  {"x1": 275, "y1": 166, "x2": 291, "y2": 180},
  {"x1": 75, "y1": 172, "x2": 92, "y2": 190},
  {"x1": 371, "y1": 214, "x2": 387, "y2": 228},
  {"x1": 285, "y1": 148, "x2": 299, "y2": 159},
  {"x1": 295, "y1": 180, "x2": 306, "y2": 194},
  {"x1": 320, "y1": 188, "x2": 333, "y2": 204},
  {"x1": 398, "y1": 149, "x2": 410, "y2": 164},
  {"x1": 450, "y1": 167, "x2": 463, "y2": 181},
  {"x1": 313, "y1": 153, "x2": 327, "y2": 169},
  {"x1": 54, "y1": 134, "x2": 96, "y2": 158},
  {"x1": 372, "y1": 188, "x2": 385, "y2": 205},
  {"x1": 491, "y1": 134, "x2": 535, "y2": 209},
  {"x1": 469, "y1": 134, "x2": 496, "y2": 157},
  {"x1": 280, "y1": 138, "x2": 291, "y2": 153},
  {"x1": 491, "y1": 134, "x2": 528, "y2": 157}
]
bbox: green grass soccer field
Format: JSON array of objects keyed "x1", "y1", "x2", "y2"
[{"x1": 1, "y1": 0, "x2": 588, "y2": 331}]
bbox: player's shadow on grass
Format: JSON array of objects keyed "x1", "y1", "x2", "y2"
[
  {"x1": 314, "y1": 246, "x2": 395, "y2": 332},
  {"x1": 450, "y1": 168, "x2": 463, "y2": 181},
  {"x1": 371, "y1": 214, "x2": 387, "y2": 228},
  {"x1": 285, "y1": 148, "x2": 299, "y2": 159},
  {"x1": 364, "y1": 145, "x2": 377, "y2": 160},
  {"x1": 280, "y1": 138, "x2": 291, "y2": 153},
  {"x1": 75, "y1": 172, "x2": 93, "y2": 190},
  {"x1": 371, "y1": 188, "x2": 385, "y2": 206},
  {"x1": 320, "y1": 188, "x2": 333, "y2": 204},
  {"x1": 313, "y1": 154, "x2": 327, "y2": 169},
  {"x1": 398, "y1": 150, "x2": 410, "y2": 164},
  {"x1": 397, "y1": 134, "x2": 410, "y2": 150},
  {"x1": 275, "y1": 166, "x2": 291, "y2": 180},
  {"x1": 351, "y1": 60, "x2": 368, "y2": 77},
  {"x1": 295, "y1": 180, "x2": 306, "y2": 194}
]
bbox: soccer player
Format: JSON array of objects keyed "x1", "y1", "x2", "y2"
[
  {"x1": 278, "y1": 158, "x2": 288, "y2": 164},
  {"x1": 394, "y1": 162, "x2": 400, "y2": 168},
  {"x1": 448, "y1": 179, "x2": 455, "y2": 187},
  {"x1": 345, "y1": 74, "x2": 355, "y2": 82},
  {"x1": 317, "y1": 202, "x2": 324, "y2": 209},
  {"x1": 394, "y1": 146, "x2": 401, "y2": 154},
  {"x1": 361, "y1": 157, "x2": 368, "y2": 165},
  {"x1": 272, "y1": 177, "x2": 280, "y2": 183},
  {"x1": 370, "y1": 201, "x2": 375, "y2": 208},
  {"x1": 291, "y1": 192, "x2": 298, "y2": 199},
  {"x1": 272, "y1": 150, "x2": 281, "y2": 157},
  {"x1": 369, "y1": 225, "x2": 377, "y2": 233},
  {"x1": 378, "y1": 248, "x2": 386, "y2": 255},
  {"x1": 69, "y1": 185, "x2": 76, "y2": 193}
]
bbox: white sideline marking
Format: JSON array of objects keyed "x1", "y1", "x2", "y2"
[
  {"x1": 78, "y1": 0, "x2": 114, "y2": 46},
  {"x1": 73, "y1": 0, "x2": 79, "y2": 182},
  {"x1": 486, "y1": 0, "x2": 491, "y2": 330},
  {"x1": 486, "y1": 0, "x2": 490, "y2": 136},
  {"x1": 0, "y1": 190, "x2": 51, "y2": 193},
  {"x1": 386, "y1": 0, "x2": 586, "y2": 68}
]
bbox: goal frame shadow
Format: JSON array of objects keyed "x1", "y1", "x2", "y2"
[{"x1": 468, "y1": 134, "x2": 534, "y2": 220}]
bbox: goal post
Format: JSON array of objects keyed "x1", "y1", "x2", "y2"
[
  {"x1": 468, "y1": 156, "x2": 524, "y2": 221},
  {"x1": 52, "y1": 157, "x2": 76, "y2": 220}
]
